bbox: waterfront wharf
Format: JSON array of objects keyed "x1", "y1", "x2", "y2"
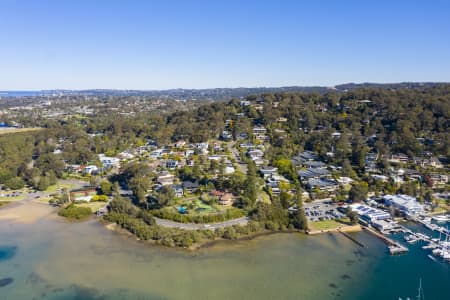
[
  {"x1": 337, "y1": 229, "x2": 366, "y2": 248},
  {"x1": 363, "y1": 226, "x2": 408, "y2": 255}
]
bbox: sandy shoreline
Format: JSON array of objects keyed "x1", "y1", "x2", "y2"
[{"x1": 0, "y1": 202, "x2": 59, "y2": 224}]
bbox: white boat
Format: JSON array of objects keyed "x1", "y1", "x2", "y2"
[
  {"x1": 423, "y1": 217, "x2": 432, "y2": 223},
  {"x1": 404, "y1": 235, "x2": 418, "y2": 243},
  {"x1": 428, "y1": 254, "x2": 437, "y2": 261},
  {"x1": 432, "y1": 248, "x2": 443, "y2": 255},
  {"x1": 433, "y1": 215, "x2": 449, "y2": 223}
]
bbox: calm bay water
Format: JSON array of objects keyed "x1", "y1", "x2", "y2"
[{"x1": 0, "y1": 204, "x2": 449, "y2": 300}]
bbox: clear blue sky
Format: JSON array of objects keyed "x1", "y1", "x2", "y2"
[{"x1": 1, "y1": 0, "x2": 449, "y2": 90}]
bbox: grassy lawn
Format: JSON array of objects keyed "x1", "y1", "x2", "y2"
[
  {"x1": 0, "y1": 195, "x2": 26, "y2": 202},
  {"x1": 0, "y1": 127, "x2": 43, "y2": 136},
  {"x1": 77, "y1": 202, "x2": 107, "y2": 212},
  {"x1": 45, "y1": 182, "x2": 77, "y2": 193},
  {"x1": 309, "y1": 218, "x2": 351, "y2": 231},
  {"x1": 434, "y1": 206, "x2": 448, "y2": 213},
  {"x1": 435, "y1": 199, "x2": 450, "y2": 213}
]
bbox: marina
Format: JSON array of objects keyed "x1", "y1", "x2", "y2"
[
  {"x1": 393, "y1": 215, "x2": 450, "y2": 263},
  {"x1": 359, "y1": 212, "x2": 450, "y2": 263}
]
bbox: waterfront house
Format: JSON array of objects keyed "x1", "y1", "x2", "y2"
[
  {"x1": 383, "y1": 194, "x2": 424, "y2": 216},
  {"x1": 70, "y1": 188, "x2": 97, "y2": 202},
  {"x1": 83, "y1": 165, "x2": 99, "y2": 175}
]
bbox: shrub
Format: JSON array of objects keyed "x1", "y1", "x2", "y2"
[
  {"x1": 91, "y1": 195, "x2": 108, "y2": 202},
  {"x1": 4, "y1": 177, "x2": 25, "y2": 190},
  {"x1": 58, "y1": 204, "x2": 92, "y2": 219}
]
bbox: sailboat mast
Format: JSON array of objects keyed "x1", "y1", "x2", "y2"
[{"x1": 416, "y1": 278, "x2": 422, "y2": 300}]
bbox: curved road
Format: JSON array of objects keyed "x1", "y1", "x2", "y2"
[{"x1": 154, "y1": 216, "x2": 250, "y2": 230}]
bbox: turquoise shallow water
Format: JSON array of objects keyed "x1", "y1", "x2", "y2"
[{"x1": 0, "y1": 204, "x2": 449, "y2": 300}]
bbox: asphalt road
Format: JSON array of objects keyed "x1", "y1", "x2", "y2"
[
  {"x1": 227, "y1": 142, "x2": 248, "y2": 174},
  {"x1": 154, "y1": 216, "x2": 250, "y2": 230}
]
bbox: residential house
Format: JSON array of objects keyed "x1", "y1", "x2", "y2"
[
  {"x1": 240, "y1": 143, "x2": 255, "y2": 149},
  {"x1": 182, "y1": 180, "x2": 200, "y2": 193},
  {"x1": 303, "y1": 161, "x2": 326, "y2": 169},
  {"x1": 247, "y1": 149, "x2": 264, "y2": 160},
  {"x1": 428, "y1": 174, "x2": 448, "y2": 188},
  {"x1": 253, "y1": 158, "x2": 265, "y2": 166},
  {"x1": 224, "y1": 165, "x2": 235, "y2": 174},
  {"x1": 384, "y1": 153, "x2": 409, "y2": 164},
  {"x1": 259, "y1": 166, "x2": 278, "y2": 178},
  {"x1": 306, "y1": 178, "x2": 338, "y2": 192},
  {"x1": 172, "y1": 185, "x2": 184, "y2": 197},
  {"x1": 413, "y1": 157, "x2": 443, "y2": 169},
  {"x1": 83, "y1": 165, "x2": 99, "y2": 175},
  {"x1": 157, "y1": 172, "x2": 174, "y2": 186},
  {"x1": 196, "y1": 142, "x2": 209, "y2": 155},
  {"x1": 218, "y1": 193, "x2": 234, "y2": 206},
  {"x1": 99, "y1": 154, "x2": 120, "y2": 168},
  {"x1": 221, "y1": 130, "x2": 232, "y2": 141},
  {"x1": 298, "y1": 168, "x2": 331, "y2": 181},
  {"x1": 383, "y1": 194, "x2": 424, "y2": 216},
  {"x1": 337, "y1": 177, "x2": 354, "y2": 185},
  {"x1": 292, "y1": 151, "x2": 318, "y2": 165},
  {"x1": 185, "y1": 149, "x2": 195, "y2": 157},
  {"x1": 253, "y1": 126, "x2": 267, "y2": 135},
  {"x1": 70, "y1": 188, "x2": 97, "y2": 202},
  {"x1": 150, "y1": 149, "x2": 163, "y2": 159},
  {"x1": 166, "y1": 159, "x2": 179, "y2": 170}
]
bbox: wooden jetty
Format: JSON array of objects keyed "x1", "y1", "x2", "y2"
[{"x1": 363, "y1": 226, "x2": 408, "y2": 255}]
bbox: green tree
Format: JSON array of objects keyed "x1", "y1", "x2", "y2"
[
  {"x1": 100, "y1": 180, "x2": 113, "y2": 195},
  {"x1": 348, "y1": 182, "x2": 368, "y2": 203},
  {"x1": 158, "y1": 186, "x2": 175, "y2": 207},
  {"x1": 346, "y1": 209, "x2": 359, "y2": 225},
  {"x1": 243, "y1": 161, "x2": 257, "y2": 207},
  {"x1": 37, "y1": 176, "x2": 50, "y2": 191},
  {"x1": 4, "y1": 177, "x2": 25, "y2": 190}
]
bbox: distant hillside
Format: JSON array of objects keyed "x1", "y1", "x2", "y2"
[{"x1": 1, "y1": 82, "x2": 449, "y2": 101}]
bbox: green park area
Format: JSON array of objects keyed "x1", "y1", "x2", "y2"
[
  {"x1": 45, "y1": 182, "x2": 78, "y2": 193},
  {"x1": 77, "y1": 201, "x2": 107, "y2": 212},
  {"x1": 308, "y1": 217, "x2": 352, "y2": 231},
  {"x1": 152, "y1": 194, "x2": 245, "y2": 224}
]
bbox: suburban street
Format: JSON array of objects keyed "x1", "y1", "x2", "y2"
[
  {"x1": 154, "y1": 216, "x2": 249, "y2": 230},
  {"x1": 227, "y1": 142, "x2": 248, "y2": 174}
]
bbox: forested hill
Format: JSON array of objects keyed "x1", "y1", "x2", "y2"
[
  {"x1": 160, "y1": 85, "x2": 450, "y2": 157},
  {"x1": 0, "y1": 84, "x2": 449, "y2": 191}
]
